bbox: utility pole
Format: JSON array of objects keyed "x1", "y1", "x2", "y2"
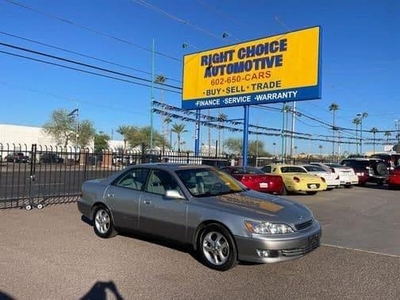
[{"x1": 290, "y1": 102, "x2": 296, "y2": 163}]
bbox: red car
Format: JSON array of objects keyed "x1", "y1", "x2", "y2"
[
  {"x1": 220, "y1": 166, "x2": 284, "y2": 195},
  {"x1": 387, "y1": 165, "x2": 400, "y2": 189}
]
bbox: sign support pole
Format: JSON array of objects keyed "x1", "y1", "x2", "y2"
[
  {"x1": 195, "y1": 109, "x2": 200, "y2": 155},
  {"x1": 242, "y1": 106, "x2": 249, "y2": 167}
]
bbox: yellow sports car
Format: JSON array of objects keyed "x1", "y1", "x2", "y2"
[{"x1": 261, "y1": 164, "x2": 327, "y2": 195}]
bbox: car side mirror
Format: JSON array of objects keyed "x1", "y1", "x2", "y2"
[{"x1": 165, "y1": 190, "x2": 185, "y2": 200}]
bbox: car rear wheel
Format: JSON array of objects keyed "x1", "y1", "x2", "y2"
[
  {"x1": 198, "y1": 224, "x2": 238, "y2": 271},
  {"x1": 93, "y1": 206, "x2": 117, "y2": 238}
]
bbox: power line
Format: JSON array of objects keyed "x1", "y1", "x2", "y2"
[
  {"x1": 0, "y1": 41, "x2": 182, "y2": 92},
  {"x1": 131, "y1": 0, "x2": 223, "y2": 40},
  {"x1": 0, "y1": 49, "x2": 181, "y2": 94},
  {"x1": 0, "y1": 30, "x2": 182, "y2": 84},
  {"x1": 4, "y1": 0, "x2": 181, "y2": 62}
]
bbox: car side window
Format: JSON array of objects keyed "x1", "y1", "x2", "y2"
[
  {"x1": 114, "y1": 168, "x2": 149, "y2": 191},
  {"x1": 145, "y1": 169, "x2": 178, "y2": 196}
]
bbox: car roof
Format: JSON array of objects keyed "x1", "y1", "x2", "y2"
[{"x1": 127, "y1": 163, "x2": 214, "y2": 171}]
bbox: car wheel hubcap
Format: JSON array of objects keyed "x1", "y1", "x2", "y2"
[
  {"x1": 95, "y1": 209, "x2": 110, "y2": 234},
  {"x1": 202, "y1": 231, "x2": 230, "y2": 266}
]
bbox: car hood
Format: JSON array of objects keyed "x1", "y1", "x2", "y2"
[{"x1": 194, "y1": 190, "x2": 313, "y2": 222}]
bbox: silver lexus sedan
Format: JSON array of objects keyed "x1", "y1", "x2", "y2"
[{"x1": 77, "y1": 163, "x2": 321, "y2": 271}]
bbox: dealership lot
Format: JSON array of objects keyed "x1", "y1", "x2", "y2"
[{"x1": 1, "y1": 186, "x2": 400, "y2": 299}]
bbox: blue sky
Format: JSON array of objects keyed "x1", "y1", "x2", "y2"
[{"x1": 1, "y1": 0, "x2": 399, "y2": 155}]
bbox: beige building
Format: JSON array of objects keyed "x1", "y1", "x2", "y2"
[
  {"x1": 0, "y1": 124, "x2": 124, "y2": 152},
  {"x1": 0, "y1": 124, "x2": 57, "y2": 151}
]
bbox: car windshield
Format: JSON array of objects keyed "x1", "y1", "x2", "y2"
[
  {"x1": 176, "y1": 168, "x2": 244, "y2": 197},
  {"x1": 303, "y1": 165, "x2": 325, "y2": 172},
  {"x1": 280, "y1": 166, "x2": 307, "y2": 173}
]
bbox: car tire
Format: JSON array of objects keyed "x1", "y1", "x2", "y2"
[
  {"x1": 198, "y1": 224, "x2": 238, "y2": 271},
  {"x1": 93, "y1": 206, "x2": 117, "y2": 238}
]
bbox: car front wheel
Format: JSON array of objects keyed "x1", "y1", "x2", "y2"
[
  {"x1": 93, "y1": 206, "x2": 117, "y2": 238},
  {"x1": 198, "y1": 224, "x2": 238, "y2": 271}
]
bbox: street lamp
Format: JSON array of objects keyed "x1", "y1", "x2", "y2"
[
  {"x1": 68, "y1": 108, "x2": 79, "y2": 147},
  {"x1": 356, "y1": 112, "x2": 368, "y2": 155}
]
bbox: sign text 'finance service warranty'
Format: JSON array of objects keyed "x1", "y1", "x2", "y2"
[{"x1": 182, "y1": 26, "x2": 321, "y2": 109}]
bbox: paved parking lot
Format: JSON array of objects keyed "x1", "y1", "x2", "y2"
[{"x1": 1, "y1": 186, "x2": 400, "y2": 300}]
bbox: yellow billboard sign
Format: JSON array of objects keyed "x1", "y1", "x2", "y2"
[{"x1": 182, "y1": 26, "x2": 321, "y2": 109}]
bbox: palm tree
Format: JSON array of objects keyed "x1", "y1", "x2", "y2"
[
  {"x1": 370, "y1": 127, "x2": 378, "y2": 154},
  {"x1": 163, "y1": 116, "x2": 173, "y2": 148},
  {"x1": 117, "y1": 125, "x2": 132, "y2": 153},
  {"x1": 358, "y1": 112, "x2": 368, "y2": 154},
  {"x1": 319, "y1": 145, "x2": 323, "y2": 159},
  {"x1": 329, "y1": 103, "x2": 339, "y2": 158},
  {"x1": 171, "y1": 123, "x2": 188, "y2": 152},
  {"x1": 352, "y1": 118, "x2": 361, "y2": 154}
]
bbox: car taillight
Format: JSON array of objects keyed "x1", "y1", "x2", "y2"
[
  {"x1": 293, "y1": 176, "x2": 300, "y2": 183},
  {"x1": 335, "y1": 175, "x2": 339, "y2": 180},
  {"x1": 320, "y1": 177, "x2": 326, "y2": 183}
]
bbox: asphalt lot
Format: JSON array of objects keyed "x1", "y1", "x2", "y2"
[{"x1": 1, "y1": 185, "x2": 400, "y2": 300}]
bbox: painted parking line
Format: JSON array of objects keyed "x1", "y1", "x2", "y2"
[{"x1": 322, "y1": 243, "x2": 400, "y2": 258}]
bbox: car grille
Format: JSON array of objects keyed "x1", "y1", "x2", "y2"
[
  {"x1": 307, "y1": 183, "x2": 320, "y2": 188},
  {"x1": 295, "y1": 219, "x2": 313, "y2": 230},
  {"x1": 282, "y1": 235, "x2": 320, "y2": 257}
]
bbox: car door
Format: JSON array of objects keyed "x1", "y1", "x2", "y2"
[
  {"x1": 139, "y1": 169, "x2": 188, "y2": 243},
  {"x1": 103, "y1": 168, "x2": 150, "y2": 230}
]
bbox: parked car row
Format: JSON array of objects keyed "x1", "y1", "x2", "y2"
[
  {"x1": 1, "y1": 152, "x2": 65, "y2": 164},
  {"x1": 221, "y1": 163, "x2": 358, "y2": 196},
  {"x1": 221, "y1": 157, "x2": 400, "y2": 196}
]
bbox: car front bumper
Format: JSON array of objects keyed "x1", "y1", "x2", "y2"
[{"x1": 235, "y1": 221, "x2": 321, "y2": 263}]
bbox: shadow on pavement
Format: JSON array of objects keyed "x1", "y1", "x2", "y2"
[
  {"x1": 0, "y1": 291, "x2": 15, "y2": 300},
  {"x1": 80, "y1": 281, "x2": 124, "y2": 300}
]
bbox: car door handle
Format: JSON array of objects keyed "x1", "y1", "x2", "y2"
[
  {"x1": 143, "y1": 200, "x2": 151, "y2": 205},
  {"x1": 107, "y1": 193, "x2": 114, "y2": 198}
]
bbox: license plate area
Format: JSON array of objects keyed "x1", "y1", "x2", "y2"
[{"x1": 308, "y1": 234, "x2": 319, "y2": 245}]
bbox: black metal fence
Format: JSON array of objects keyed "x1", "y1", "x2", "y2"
[{"x1": 0, "y1": 143, "x2": 230, "y2": 209}]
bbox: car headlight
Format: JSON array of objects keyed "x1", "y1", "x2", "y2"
[{"x1": 244, "y1": 221, "x2": 294, "y2": 234}]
